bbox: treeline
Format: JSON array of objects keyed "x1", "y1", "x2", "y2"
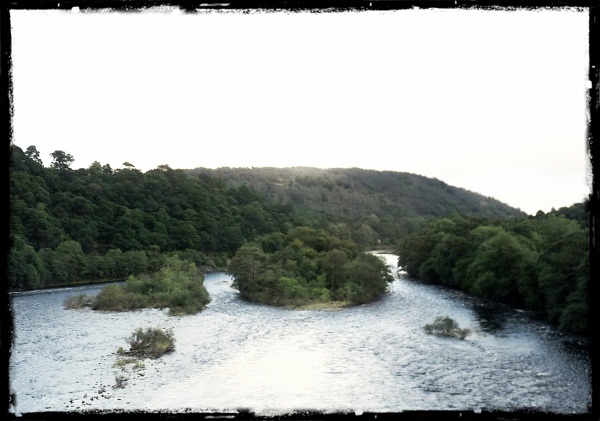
[
  {"x1": 228, "y1": 227, "x2": 394, "y2": 307},
  {"x1": 11, "y1": 144, "x2": 529, "y2": 293},
  {"x1": 397, "y1": 207, "x2": 589, "y2": 335},
  {"x1": 12, "y1": 144, "x2": 588, "y2": 331},
  {"x1": 189, "y1": 166, "x2": 527, "y2": 247},
  {"x1": 8, "y1": 145, "x2": 297, "y2": 291}
]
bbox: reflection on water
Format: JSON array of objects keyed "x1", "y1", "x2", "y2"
[
  {"x1": 8, "y1": 254, "x2": 591, "y2": 415},
  {"x1": 471, "y1": 302, "x2": 508, "y2": 334}
]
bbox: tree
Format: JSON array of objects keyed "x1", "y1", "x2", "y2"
[
  {"x1": 323, "y1": 249, "x2": 348, "y2": 290},
  {"x1": 228, "y1": 243, "x2": 267, "y2": 295},
  {"x1": 25, "y1": 145, "x2": 43, "y2": 165},
  {"x1": 355, "y1": 222, "x2": 377, "y2": 246},
  {"x1": 424, "y1": 316, "x2": 471, "y2": 339},
  {"x1": 466, "y1": 229, "x2": 538, "y2": 307},
  {"x1": 341, "y1": 253, "x2": 393, "y2": 303},
  {"x1": 534, "y1": 216, "x2": 588, "y2": 325},
  {"x1": 8, "y1": 235, "x2": 44, "y2": 290},
  {"x1": 50, "y1": 150, "x2": 75, "y2": 171},
  {"x1": 22, "y1": 203, "x2": 66, "y2": 250},
  {"x1": 398, "y1": 228, "x2": 439, "y2": 278},
  {"x1": 54, "y1": 240, "x2": 87, "y2": 284}
]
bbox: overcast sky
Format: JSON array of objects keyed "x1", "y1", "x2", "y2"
[{"x1": 9, "y1": 6, "x2": 591, "y2": 215}]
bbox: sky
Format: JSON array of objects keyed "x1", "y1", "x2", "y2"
[{"x1": 9, "y1": 6, "x2": 592, "y2": 215}]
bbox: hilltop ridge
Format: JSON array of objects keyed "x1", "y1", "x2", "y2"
[{"x1": 188, "y1": 166, "x2": 526, "y2": 245}]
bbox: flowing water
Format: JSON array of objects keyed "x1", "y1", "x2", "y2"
[{"x1": 8, "y1": 254, "x2": 591, "y2": 416}]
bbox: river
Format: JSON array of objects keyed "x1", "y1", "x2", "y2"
[{"x1": 8, "y1": 253, "x2": 591, "y2": 416}]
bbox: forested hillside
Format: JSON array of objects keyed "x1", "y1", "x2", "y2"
[
  {"x1": 9, "y1": 144, "x2": 591, "y2": 335},
  {"x1": 188, "y1": 167, "x2": 526, "y2": 246},
  {"x1": 397, "y1": 204, "x2": 589, "y2": 335},
  {"x1": 8, "y1": 145, "x2": 297, "y2": 291},
  {"x1": 9, "y1": 145, "x2": 530, "y2": 292}
]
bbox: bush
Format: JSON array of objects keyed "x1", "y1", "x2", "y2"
[
  {"x1": 124, "y1": 327, "x2": 175, "y2": 359},
  {"x1": 64, "y1": 293, "x2": 94, "y2": 309},
  {"x1": 424, "y1": 316, "x2": 471, "y2": 340},
  {"x1": 92, "y1": 283, "x2": 148, "y2": 311},
  {"x1": 68, "y1": 256, "x2": 211, "y2": 315},
  {"x1": 114, "y1": 375, "x2": 127, "y2": 389}
]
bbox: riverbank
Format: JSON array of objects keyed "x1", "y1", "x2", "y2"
[
  {"x1": 8, "y1": 278, "x2": 125, "y2": 294},
  {"x1": 8, "y1": 263, "x2": 229, "y2": 294},
  {"x1": 284, "y1": 300, "x2": 353, "y2": 311}
]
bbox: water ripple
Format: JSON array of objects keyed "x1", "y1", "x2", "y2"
[{"x1": 9, "y1": 255, "x2": 591, "y2": 415}]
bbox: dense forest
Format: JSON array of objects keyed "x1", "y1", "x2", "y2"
[
  {"x1": 228, "y1": 227, "x2": 393, "y2": 307},
  {"x1": 189, "y1": 166, "x2": 526, "y2": 246},
  {"x1": 397, "y1": 206, "x2": 589, "y2": 335},
  {"x1": 8, "y1": 145, "x2": 297, "y2": 290},
  {"x1": 8, "y1": 144, "x2": 590, "y2": 335},
  {"x1": 9, "y1": 144, "x2": 524, "y2": 292}
]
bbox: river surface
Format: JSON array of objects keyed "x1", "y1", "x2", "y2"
[{"x1": 8, "y1": 254, "x2": 591, "y2": 416}]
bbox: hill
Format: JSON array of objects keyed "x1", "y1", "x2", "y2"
[
  {"x1": 9, "y1": 144, "x2": 526, "y2": 291},
  {"x1": 188, "y1": 166, "x2": 526, "y2": 245}
]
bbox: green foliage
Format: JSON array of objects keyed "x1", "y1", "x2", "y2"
[
  {"x1": 398, "y1": 209, "x2": 589, "y2": 336},
  {"x1": 91, "y1": 256, "x2": 211, "y2": 315},
  {"x1": 10, "y1": 144, "x2": 525, "y2": 292},
  {"x1": 424, "y1": 316, "x2": 472, "y2": 340},
  {"x1": 466, "y1": 229, "x2": 539, "y2": 306},
  {"x1": 50, "y1": 150, "x2": 74, "y2": 171},
  {"x1": 228, "y1": 242, "x2": 267, "y2": 295},
  {"x1": 8, "y1": 235, "x2": 44, "y2": 290},
  {"x1": 92, "y1": 283, "x2": 149, "y2": 312},
  {"x1": 228, "y1": 227, "x2": 393, "y2": 307},
  {"x1": 190, "y1": 166, "x2": 526, "y2": 248},
  {"x1": 9, "y1": 144, "x2": 297, "y2": 290},
  {"x1": 340, "y1": 253, "x2": 394, "y2": 304}
]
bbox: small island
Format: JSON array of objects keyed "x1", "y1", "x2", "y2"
[
  {"x1": 424, "y1": 316, "x2": 472, "y2": 340},
  {"x1": 65, "y1": 255, "x2": 211, "y2": 316},
  {"x1": 227, "y1": 226, "x2": 394, "y2": 308}
]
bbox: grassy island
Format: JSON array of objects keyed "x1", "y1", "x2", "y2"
[
  {"x1": 228, "y1": 226, "x2": 394, "y2": 307},
  {"x1": 424, "y1": 316, "x2": 472, "y2": 340},
  {"x1": 65, "y1": 255, "x2": 210, "y2": 315}
]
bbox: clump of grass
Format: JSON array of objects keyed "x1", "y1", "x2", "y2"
[
  {"x1": 424, "y1": 316, "x2": 472, "y2": 340},
  {"x1": 113, "y1": 357, "x2": 139, "y2": 369},
  {"x1": 133, "y1": 360, "x2": 145, "y2": 371},
  {"x1": 114, "y1": 375, "x2": 128, "y2": 389},
  {"x1": 123, "y1": 327, "x2": 176, "y2": 359}
]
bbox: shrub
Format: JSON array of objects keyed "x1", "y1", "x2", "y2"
[
  {"x1": 113, "y1": 357, "x2": 138, "y2": 369},
  {"x1": 133, "y1": 360, "x2": 145, "y2": 371},
  {"x1": 103, "y1": 256, "x2": 210, "y2": 314},
  {"x1": 79, "y1": 256, "x2": 210, "y2": 315},
  {"x1": 114, "y1": 375, "x2": 127, "y2": 389},
  {"x1": 64, "y1": 293, "x2": 94, "y2": 309},
  {"x1": 92, "y1": 284, "x2": 142, "y2": 311},
  {"x1": 424, "y1": 316, "x2": 471, "y2": 340},
  {"x1": 124, "y1": 327, "x2": 175, "y2": 359}
]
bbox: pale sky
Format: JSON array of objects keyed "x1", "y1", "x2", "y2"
[{"x1": 9, "y1": 6, "x2": 592, "y2": 215}]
